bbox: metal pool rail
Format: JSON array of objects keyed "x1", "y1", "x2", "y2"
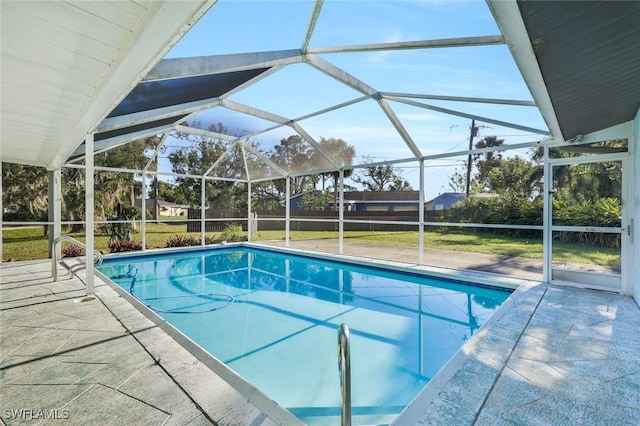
[
  {"x1": 338, "y1": 323, "x2": 351, "y2": 426},
  {"x1": 51, "y1": 235, "x2": 103, "y2": 294}
]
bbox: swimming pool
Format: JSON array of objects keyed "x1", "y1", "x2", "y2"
[{"x1": 98, "y1": 245, "x2": 512, "y2": 425}]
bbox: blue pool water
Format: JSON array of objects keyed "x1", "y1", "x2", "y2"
[{"x1": 98, "y1": 246, "x2": 512, "y2": 425}]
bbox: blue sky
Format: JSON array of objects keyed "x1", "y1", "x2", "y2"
[{"x1": 162, "y1": 0, "x2": 547, "y2": 199}]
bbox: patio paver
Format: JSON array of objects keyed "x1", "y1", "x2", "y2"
[{"x1": 0, "y1": 260, "x2": 276, "y2": 426}]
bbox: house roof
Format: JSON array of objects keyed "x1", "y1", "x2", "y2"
[
  {"x1": 344, "y1": 191, "x2": 420, "y2": 203},
  {"x1": 134, "y1": 198, "x2": 190, "y2": 209}
]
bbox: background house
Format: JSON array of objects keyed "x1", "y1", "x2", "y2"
[
  {"x1": 290, "y1": 191, "x2": 421, "y2": 212},
  {"x1": 134, "y1": 199, "x2": 190, "y2": 217},
  {"x1": 290, "y1": 191, "x2": 501, "y2": 211},
  {"x1": 424, "y1": 193, "x2": 465, "y2": 211}
]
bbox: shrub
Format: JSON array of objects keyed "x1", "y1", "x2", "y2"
[
  {"x1": 109, "y1": 239, "x2": 142, "y2": 253},
  {"x1": 62, "y1": 244, "x2": 84, "y2": 258},
  {"x1": 165, "y1": 234, "x2": 200, "y2": 247},
  {"x1": 218, "y1": 224, "x2": 245, "y2": 242},
  {"x1": 440, "y1": 196, "x2": 621, "y2": 248},
  {"x1": 165, "y1": 234, "x2": 220, "y2": 247}
]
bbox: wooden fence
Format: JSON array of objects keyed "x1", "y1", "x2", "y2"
[{"x1": 188, "y1": 209, "x2": 442, "y2": 233}]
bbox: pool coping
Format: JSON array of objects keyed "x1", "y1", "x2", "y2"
[
  {"x1": 93, "y1": 242, "x2": 541, "y2": 425},
  {"x1": 391, "y1": 276, "x2": 544, "y2": 424}
]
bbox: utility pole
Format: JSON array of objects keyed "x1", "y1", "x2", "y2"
[{"x1": 465, "y1": 119, "x2": 478, "y2": 198}]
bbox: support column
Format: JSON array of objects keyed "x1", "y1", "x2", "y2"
[
  {"x1": 141, "y1": 175, "x2": 147, "y2": 250},
  {"x1": 419, "y1": 159, "x2": 425, "y2": 265},
  {"x1": 85, "y1": 133, "x2": 95, "y2": 295},
  {"x1": 285, "y1": 177, "x2": 290, "y2": 247},
  {"x1": 632, "y1": 108, "x2": 640, "y2": 302},
  {"x1": 247, "y1": 181, "x2": 252, "y2": 242},
  {"x1": 200, "y1": 177, "x2": 206, "y2": 244},
  {"x1": 542, "y1": 144, "x2": 551, "y2": 283},
  {"x1": 48, "y1": 169, "x2": 62, "y2": 259},
  {"x1": 339, "y1": 169, "x2": 344, "y2": 255},
  {"x1": 0, "y1": 164, "x2": 3, "y2": 263}
]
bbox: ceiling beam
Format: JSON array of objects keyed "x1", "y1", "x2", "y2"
[
  {"x1": 386, "y1": 95, "x2": 550, "y2": 135},
  {"x1": 146, "y1": 50, "x2": 303, "y2": 81},
  {"x1": 307, "y1": 35, "x2": 504, "y2": 55},
  {"x1": 305, "y1": 54, "x2": 377, "y2": 96},
  {"x1": 376, "y1": 97, "x2": 423, "y2": 159},
  {"x1": 380, "y1": 92, "x2": 536, "y2": 107},
  {"x1": 301, "y1": 0, "x2": 324, "y2": 53}
]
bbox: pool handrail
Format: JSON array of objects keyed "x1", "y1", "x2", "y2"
[
  {"x1": 51, "y1": 235, "x2": 103, "y2": 294},
  {"x1": 338, "y1": 323, "x2": 352, "y2": 426}
]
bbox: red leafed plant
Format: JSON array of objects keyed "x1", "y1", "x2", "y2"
[
  {"x1": 108, "y1": 239, "x2": 142, "y2": 253},
  {"x1": 62, "y1": 244, "x2": 85, "y2": 258}
]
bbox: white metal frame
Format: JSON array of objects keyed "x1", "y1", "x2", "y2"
[
  {"x1": 545, "y1": 150, "x2": 631, "y2": 293},
  {"x1": 2, "y1": 0, "x2": 635, "y2": 302}
]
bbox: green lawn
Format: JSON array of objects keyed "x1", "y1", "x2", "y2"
[
  {"x1": 252, "y1": 229, "x2": 620, "y2": 267},
  {"x1": 2, "y1": 224, "x2": 620, "y2": 268}
]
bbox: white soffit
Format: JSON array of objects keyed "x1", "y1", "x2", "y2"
[
  {"x1": 0, "y1": 0, "x2": 216, "y2": 169},
  {"x1": 487, "y1": 0, "x2": 563, "y2": 141}
]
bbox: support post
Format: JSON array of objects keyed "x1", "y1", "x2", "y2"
[
  {"x1": 0, "y1": 165, "x2": 3, "y2": 263},
  {"x1": 201, "y1": 177, "x2": 206, "y2": 244},
  {"x1": 633, "y1": 109, "x2": 640, "y2": 301},
  {"x1": 85, "y1": 133, "x2": 95, "y2": 295},
  {"x1": 141, "y1": 175, "x2": 147, "y2": 250},
  {"x1": 48, "y1": 169, "x2": 62, "y2": 260},
  {"x1": 542, "y1": 144, "x2": 551, "y2": 283},
  {"x1": 339, "y1": 169, "x2": 344, "y2": 255},
  {"x1": 247, "y1": 181, "x2": 252, "y2": 241},
  {"x1": 285, "y1": 176, "x2": 290, "y2": 247},
  {"x1": 419, "y1": 159, "x2": 425, "y2": 265}
]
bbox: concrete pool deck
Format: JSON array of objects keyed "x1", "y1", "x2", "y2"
[{"x1": 1, "y1": 248, "x2": 639, "y2": 425}]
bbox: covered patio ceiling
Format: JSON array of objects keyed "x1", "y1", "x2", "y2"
[
  {"x1": 0, "y1": 0, "x2": 216, "y2": 169},
  {"x1": 2, "y1": 1, "x2": 639, "y2": 179}
]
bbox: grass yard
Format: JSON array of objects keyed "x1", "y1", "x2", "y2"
[
  {"x1": 253, "y1": 229, "x2": 620, "y2": 267},
  {"x1": 2, "y1": 224, "x2": 620, "y2": 268},
  {"x1": 2, "y1": 222, "x2": 200, "y2": 261}
]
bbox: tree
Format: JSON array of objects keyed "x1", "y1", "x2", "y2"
[
  {"x1": 1, "y1": 163, "x2": 49, "y2": 219},
  {"x1": 352, "y1": 157, "x2": 413, "y2": 191},
  {"x1": 473, "y1": 136, "x2": 505, "y2": 191},
  {"x1": 448, "y1": 166, "x2": 477, "y2": 193},
  {"x1": 300, "y1": 191, "x2": 333, "y2": 210},
  {"x1": 259, "y1": 135, "x2": 316, "y2": 210},
  {"x1": 93, "y1": 138, "x2": 151, "y2": 220},
  {"x1": 149, "y1": 180, "x2": 187, "y2": 205},
  {"x1": 269, "y1": 135, "x2": 315, "y2": 195},
  {"x1": 169, "y1": 123, "x2": 247, "y2": 208},
  {"x1": 486, "y1": 156, "x2": 539, "y2": 200},
  {"x1": 532, "y1": 141, "x2": 623, "y2": 202},
  {"x1": 316, "y1": 137, "x2": 355, "y2": 210}
]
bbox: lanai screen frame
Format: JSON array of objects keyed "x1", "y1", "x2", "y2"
[
  {"x1": 3, "y1": 1, "x2": 632, "y2": 296},
  {"x1": 54, "y1": 128, "x2": 631, "y2": 295},
  {"x1": 58, "y1": 35, "x2": 551, "y2": 291}
]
